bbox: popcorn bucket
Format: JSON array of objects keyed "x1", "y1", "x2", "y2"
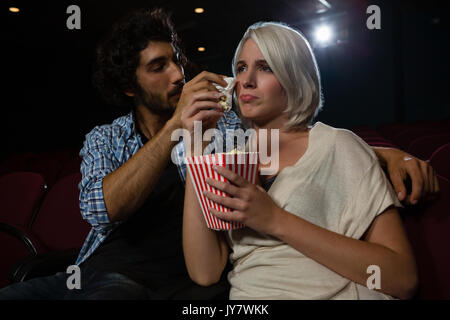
[{"x1": 186, "y1": 152, "x2": 259, "y2": 230}]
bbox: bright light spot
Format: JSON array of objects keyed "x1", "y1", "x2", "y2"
[
  {"x1": 194, "y1": 8, "x2": 204, "y2": 14},
  {"x1": 314, "y1": 25, "x2": 333, "y2": 44},
  {"x1": 9, "y1": 7, "x2": 20, "y2": 13},
  {"x1": 197, "y1": 47, "x2": 206, "y2": 52}
]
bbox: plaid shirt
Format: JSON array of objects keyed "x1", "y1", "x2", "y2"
[{"x1": 76, "y1": 110, "x2": 242, "y2": 265}]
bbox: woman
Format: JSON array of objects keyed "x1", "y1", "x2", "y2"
[{"x1": 182, "y1": 22, "x2": 418, "y2": 299}]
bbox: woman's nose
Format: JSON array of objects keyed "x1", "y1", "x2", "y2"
[{"x1": 241, "y1": 71, "x2": 256, "y2": 89}]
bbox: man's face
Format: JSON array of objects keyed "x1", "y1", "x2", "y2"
[{"x1": 131, "y1": 41, "x2": 185, "y2": 115}]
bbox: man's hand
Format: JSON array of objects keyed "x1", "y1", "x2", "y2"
[
  {"x1": 373, "y1": 147, "x2": 440, "y2": 205},
  {"x1": 178, "y1": 71, "x2": 228, "y2": 155},
  {"x1": 173, "y1": 71, "x2": 227, "y2": 131}
]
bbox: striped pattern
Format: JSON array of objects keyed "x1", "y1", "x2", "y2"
[{"x1": 186, "y1": 152, "x2": 259, "y2": 230}]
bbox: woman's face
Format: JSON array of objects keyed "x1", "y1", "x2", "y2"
[{"x1": 235, "y1": 39, "x2": 288, "y2": 128}]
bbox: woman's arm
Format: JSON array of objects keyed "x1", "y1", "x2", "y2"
[
  {"x1": 271, "y1": 206, "x2": 418, "y2": 299},
  {"x1": 206, "y1": 165, "x2": 418, "y2": 299},
  {"x1": 183, "y1": 172, "x2": 229, "y2": 286}
]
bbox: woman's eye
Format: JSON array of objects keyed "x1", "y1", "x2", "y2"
[
  {"x1": 236, "y1": 65, "x2": 246, "y2": 74},
  {"x1": 261, "y1": 65, "x2": 272, "y2": 72}
]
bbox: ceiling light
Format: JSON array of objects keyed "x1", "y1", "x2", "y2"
[
  {"x1": 194, "y1": 8, "x2": 204, "y2": 14},
  {"x1": 9, "y1": 7, "x2": 20, "y2": 13},
  {"x1": 314, "y1": 25, "x2": 333, "y2": 44},
  {"x1": 197, "y1": 47, "x2": 206, "y2": 52}
]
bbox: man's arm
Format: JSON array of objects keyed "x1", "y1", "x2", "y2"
[
  {"x1": 372, "y1": 147, "x2": 440, "y2": 205},
  {"x1": 103, "y1": 71, "x2": 228, "y2": 223},
  {"x1": 102, "y1": 118, "x2": 179, "y2": 223}
]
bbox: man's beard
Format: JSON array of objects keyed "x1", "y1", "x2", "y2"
[{"x1": 134, "y1": 85, "x2": 181, "y2": 117}]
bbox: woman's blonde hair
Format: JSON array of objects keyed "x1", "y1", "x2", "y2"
[{"x1": 232, "y1": 22, "x2": 323, "y2": 130}]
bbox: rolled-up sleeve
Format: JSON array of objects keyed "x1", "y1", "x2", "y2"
[{"x1": 78, "y1": 127, "x2": 120, "y2": 233}]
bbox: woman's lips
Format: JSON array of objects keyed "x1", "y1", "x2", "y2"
[{"x1": 240, "y1": 94, "x2": 258, "y2": 102}]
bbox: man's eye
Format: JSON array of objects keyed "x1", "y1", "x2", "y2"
[{"x1": 152, "y1": 64, "x2": 165, "y2": 72}]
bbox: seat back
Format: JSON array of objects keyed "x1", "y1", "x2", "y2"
[
  {"x1": 0, "y1": 231, "x2": 35, "y2": 289},
  {"x1": 403, "y1": 175, "x2": 450, "y2": 299},
  {"x1": 408, "y1": 134, "x2": 450, "y2": 160},
  {"x1": 0, "y1": 152, "x2": 37, "y2": 175},
  {"x1": 31, "y1": 173, "x2": 90, "y2": 252},
  {"x1": 58, "y1": 156, "x2": 82, "y2": 180},
  {"x1": 394, "y1": 128, "x2": 449, "y2": 151},
  {"x1": 430, "y1": 143, "x2": 450, "y2": 180},
  {"x1": 378, "y1": 122, "x2": 408, "y2": 141},
  {"x1": 0, "y1": 172, "x2": 47, "y2": 227}
]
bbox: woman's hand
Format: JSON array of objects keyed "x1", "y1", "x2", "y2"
[
  {"x1": 204, "y1": 165, "x2": 282, "y2": 235},
  {"x1": 373, "y1": 147, "x2": 440, "y2": 205}
]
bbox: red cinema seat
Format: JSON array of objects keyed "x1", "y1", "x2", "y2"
[
  {"x1": 0, "y1": 153, "x2": 37, "y2": 177},
  {"x1": 0, "y1": 172, "x2": 47, "y2": 227},
  {"x1": 0, "y1": 232, "x2": 34, "y2": 288},
  {"x1": 378, "y1": 123, "x2": 408, "y2": 141},
  {"x1": 408, "y1": 134, "x2": 450, "y2": 161},
  {"x1": 27, "y1": 150, "x2": 68, "y2": 188},
  {"x1": 58, "y1": 156, "x2": 82, "y2": 180},
  {"x1": 0, "y1": 172, "x2": 47, "y2": 288},
  {"x1": 403, "y1": 175, "x2": 450, "y2": 299},
  {"x1": 0, "y1": 225, "x2": 44, "y2": 289},
  {"x1": 394, "y1": 127, "x2": 450, "y2": 151},
  {"x1": 30, "y1": 173, "x2": 91, "y2": 252},
  {"x1": 430, "y1": 143, "x2": 450, "y2": 180}
]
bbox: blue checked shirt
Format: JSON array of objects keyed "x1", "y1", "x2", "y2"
[{"x1": 76, "y1": 110, "x2": 242, "y2": 265}]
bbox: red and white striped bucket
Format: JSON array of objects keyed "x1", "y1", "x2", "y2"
[{"x1": 186, "y1": 152, "x2": 259, "y2": 230}]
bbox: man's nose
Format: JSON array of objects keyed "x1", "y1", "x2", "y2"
[{"x1": 170, "y1": 61, "x2": 185, "y2": 85}]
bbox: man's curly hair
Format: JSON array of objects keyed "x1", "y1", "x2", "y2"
[{"x1": 93, "y1": 8, "x2": 186, "y2": 110}]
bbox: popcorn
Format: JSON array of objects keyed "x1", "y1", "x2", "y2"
[
  {"x1": 219, "y1": 96, "x2": 231, "y2": 112},
  {"x1": 228, "y1": 148, "x2": 240, "y2": 155},
  {"x1": 214, "y1": 77, "x2": 235, "y2": 112}
]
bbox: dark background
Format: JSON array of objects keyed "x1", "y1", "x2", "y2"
[{"x1": 2, "y1": 0, "x2": 449, "y2": 159}]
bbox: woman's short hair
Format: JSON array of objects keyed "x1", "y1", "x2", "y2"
[{"x1": 232, "y1": 22, "x2": 323, "y2": 130}]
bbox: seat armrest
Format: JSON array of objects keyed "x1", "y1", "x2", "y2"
[
  {"x1": 9, "y1": 248, "x2": 80, "y2": 283},
  {"x1": 0, "y1": 222, "x2": 44, "y2": 255}
]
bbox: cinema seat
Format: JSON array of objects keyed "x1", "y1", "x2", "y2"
[
  {"x1": 7, "y1": 173, "x2": 91, "y2": 284},
  {"x1": 408, "y1": 134, "x2": 450, "y2": 161},
  {"x1": 0, "y1": 153, "x2": 37, "y2": 177},
  {"x1": 58, "y1": 156, "x2": 82, "y2": 180},
  {"x1": 0, "y1": 172, "x2": 47, "y2": 228},
  {"x1": 30, "y1": 173, "x2": 91, "y2": 252},
  {"x1": 378, "y1": 123, "x2": 408, "y2": 141},
  {"x1": 430, "y1": 143, "x2": 450, "y2": 180},
  {"x1": 0, "y1": 224, "x2": 44, "y2": 288},
  {"x1": 403, "y1": 175, "x2": 450, "y2": 299},
  {"x1": 394, "y1": 127, "x2": 450, "y2": 151}
]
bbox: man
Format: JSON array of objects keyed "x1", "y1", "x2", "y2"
[{"x1": 0, "y1": 8, "x2": 438, "y2": 300}]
